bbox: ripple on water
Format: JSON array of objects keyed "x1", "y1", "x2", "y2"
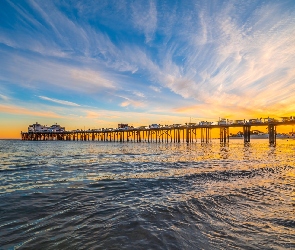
[{"x1": 0, "y1": 140, "x2": 295, "y2": 249}]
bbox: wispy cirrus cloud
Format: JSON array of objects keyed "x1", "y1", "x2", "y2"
[
  {"x1": 119, "y1": 96, "x2": 145, "y2": 108},
  {"x1": 1, "y1": 0, "x2": 295, "y2": 125},
  {"x1": 0, "y1": 50, "x2": 117, "y2": 94},
  {"x1": 0, "y1": 94, "x2": 9, "y2": 101},
  {"x1": 131, "y1": 0, "x2": 157, "y2": 43},
  {"x1": 132, "y1": 91, "x2": 145, "y2": 98},
  {"x1": 70, "y1": 69, "x2": 115, "y2": 89},
  {"x1": 38, "y1": 96, "x2": 80, "y2": 107},
  {"x1": 136, "y1": 1, "x2": 295, "y2": 116},
  {"x1": 0, "y1": 104, "x2": 62, "y2": 118},
  {"x1": 149, "y1": 86, "x2": 161, "y2": 93}
]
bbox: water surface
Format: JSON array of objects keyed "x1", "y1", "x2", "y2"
[{"x1": 0, "y1": 140, "x2": 295, "y2": 249}]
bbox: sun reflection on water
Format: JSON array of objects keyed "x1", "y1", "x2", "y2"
[{"x1": 0, "y1": 139, "x2": 295, "y2": 249}]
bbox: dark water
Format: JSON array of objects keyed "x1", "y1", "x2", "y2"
[{"x1": 0, "y1": 140, "x2": 294, "y2": 249}]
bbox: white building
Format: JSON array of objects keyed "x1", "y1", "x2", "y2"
[
  {"x1": 48, "y1": 123, "x2": 65, "y2": 132},
  {"x1": 218, "y1": 118, "x2": 227, "y2": 125},
  {"x1": 28, "y1": 122, "x2": 65, "y2": 132},
  {"x1": 149, "y1": 124, "x2": 160, "y2": 128}
]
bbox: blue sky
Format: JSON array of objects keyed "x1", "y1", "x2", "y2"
[{"x1": 1, "y1": 0, "x2": 295, "y2": 137}]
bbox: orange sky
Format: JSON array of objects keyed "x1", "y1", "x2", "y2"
[{"x1": 1, "y1": 110, "x2": 295, "y2": 139}]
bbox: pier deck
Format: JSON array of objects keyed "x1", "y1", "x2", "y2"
[{"x1": 21, "y1": 121, "x2": 295, "y2": 146}]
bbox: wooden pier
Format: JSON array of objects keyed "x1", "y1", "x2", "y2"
[{"x1": 21, "y1": 120, "x2": 295, "y2": 146}]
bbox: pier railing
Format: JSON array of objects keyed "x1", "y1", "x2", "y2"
[{"x1": 21, "y1": 120, "x2": 295, "y2": 146}]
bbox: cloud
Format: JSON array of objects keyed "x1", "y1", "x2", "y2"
[
  {"x1": 38, "y1": 96, "x2": 80, "y2": 107},
  {"x1": 85, "y1": 111, "x2": 100, "y2": 119},
  {"x1": 0, "y1": 50, "x2": 117, "y2": 94},
  {"x1": 1, "y1": 0, "x2": 295, "y2": 121},
  {"x1": 138, "y1": 1, "x2": 295, "y2": 116},
  {"x1": 0, "y1": 94, "x2": 9, "y2": 101},
  {"x1": 131, "y1": 0, "x2": 157, "y2": 43},
  {"x1": 120, "y1": 101, "x2": 130, "y2": 107},
  {"x1": 80, "y1": 108, "x2": 190, "y2": 127},
  {"x1": 71, "y1": 69, "x2": 115, "y2": 89},
  {"x1": 109, "y1": 93, "x2": 146, "y2": 108},
  {"x1": 119, "y1": 97, "x2": 145, "y2": 108},
  {"x1": 132, "y1": 91, "x2": 145, "y2": 98},
  {"x1": 174, "y1": 100, "x2": 295, "y2": 120},
  {"x1": 0, "y1": 104, "x2": 62, "y2": 118},
  {"x1": 149, "y1": 86, "x2": 161, "y2": 92}
]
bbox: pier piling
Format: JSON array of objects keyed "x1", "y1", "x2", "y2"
[
  {"x1": 268, "y1": 124, "x2": 276, "y2": 146},
  {"x1": 243, "y1": 126, "x2": 251, "y2": 143}
]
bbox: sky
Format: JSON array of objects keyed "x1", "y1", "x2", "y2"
[{"x1": 1, "y1": 0, "x2": 295, "y2": 138}]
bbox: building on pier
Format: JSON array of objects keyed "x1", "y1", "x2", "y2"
[
  {"x1": 28, "y1": 122, "x2": 65, "y2": 133},
  {"x1": 234, "y1": 120, "x2": 244, "y2": 124},
  {"x1": 218, "y1": 118, "x2": 227, "y2": 125},
  {"x1": 149, "y1": 124, "x2": 161, "y2": 129},
  {"x1": 118, "y1": 123, "x2": 129, "y2": 129}
]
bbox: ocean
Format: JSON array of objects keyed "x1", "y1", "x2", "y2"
[{"x1": 0, "y1": 139, "x2": 294, "y2": 249}]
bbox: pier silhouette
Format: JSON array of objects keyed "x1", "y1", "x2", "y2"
[{"x1": 21, "y1": 118, "x2": 295, "y2": 146}]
